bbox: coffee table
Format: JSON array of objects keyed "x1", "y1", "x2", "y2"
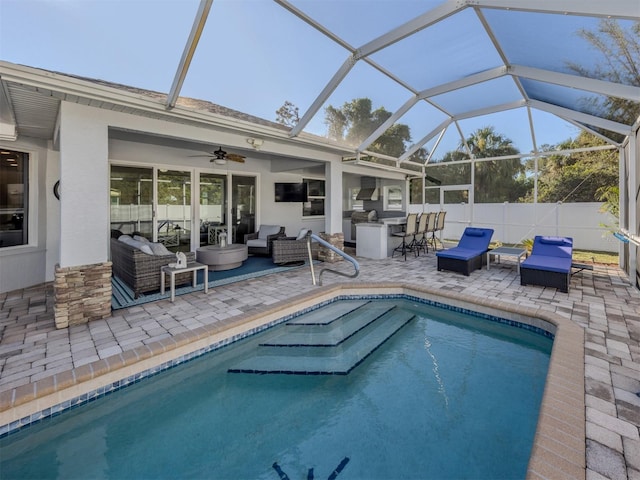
[
  {"x1": 196, "y1": 244, "x2": 248, "y2": 271},
  {"x1": 486, "y1": 246, "x2": 528, "y2": 273}
]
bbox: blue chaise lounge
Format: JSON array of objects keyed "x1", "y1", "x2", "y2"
[
  {"x1": 520, "y1": 236, "x2": 573, "y2": 293},
  {"x1": 436, "y1": 227, "x2": 494, "y2": 276}
]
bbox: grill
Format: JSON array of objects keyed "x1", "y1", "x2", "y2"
[{"x1": 351, "y1": 210, "x2": 377, "y2": 241}]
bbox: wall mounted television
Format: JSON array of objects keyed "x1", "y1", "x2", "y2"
[{"x1": 274, "y1": 182, "x2": 308, "y2": 202}]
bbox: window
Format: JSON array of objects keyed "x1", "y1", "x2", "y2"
[
  {"x1": 0, "y1": 149, "x2": 28, "y2": 247},
  {"x1": 384, "y1": 185, "x2": 403, "y2": 211},
  {"x1": 302, "y1": 178, "x2": 325, "y2": 217}
]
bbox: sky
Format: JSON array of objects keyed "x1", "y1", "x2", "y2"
[{"x1": 0, "y1": 0, "x2": 594, "y2": 157}]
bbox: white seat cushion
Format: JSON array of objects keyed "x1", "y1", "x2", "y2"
[{"x1": 246, "y1": 239, "x2": 268, "y2": 248}]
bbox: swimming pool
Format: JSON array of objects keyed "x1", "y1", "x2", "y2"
[{"x1": 0, "y1": 296, "x2": 552, "y2": 479}]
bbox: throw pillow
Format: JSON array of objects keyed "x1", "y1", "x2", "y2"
[
  {"x1": 134, "y1": 235, "x2": 150, "y2": 243},
  {"x1": 296, "y1": 228, "x2": 309, "y2": 241},
  {"x1": 149, "y1": 242, "x2": 172, "y2": 256},
  {"x1": 539, "y1": 236, "x2": 568, "y2": 245},
  {"x1": 138, "y1": 244, "x2": 154, "y2": 255},
  {"x1": 119, "y1": 235, "x2": 154, "y2": 254}
]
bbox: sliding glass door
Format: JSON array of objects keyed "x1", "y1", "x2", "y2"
[
  {"x1": 232, "y1": 175, "x2": 256, "y2": 242},
  {"x1": 110, "y1": 166, "x2": 193, "y2": 252},
  {"x1": 110, "y1": 166, "x2": 153, "y2": 239},
  {"x1": 199, "y1": 172, "x2": 227, "y2": 247},
  {"x1": 110, "y1": 165, "x2": 256, "y2": 251},
  {"x1": 156, "y1": 169, "x2": 191, "y2": 252}
]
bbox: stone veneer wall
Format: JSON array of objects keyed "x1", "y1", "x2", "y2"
[
  {"x1": 54, "y1": 262, "x2": 112, "y2": 329},
  {"x1": 317, "y1": 232, "x2": 344, "y2": 263}
]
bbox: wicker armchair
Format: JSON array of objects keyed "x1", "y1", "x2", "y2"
[
  {"x1": 272, "y1": 232, "x2": 316, "y2": 265},
  {"x1": 244, "y1": 225, "x2": 286, "y2": 256},
  {"x1": 110, "y1": 238, "x2": 195, "y2": 298}
]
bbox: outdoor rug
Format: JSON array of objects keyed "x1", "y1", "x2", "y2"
[{"x1": 111, "y1": 256, "x2": 310, "y2": 310}]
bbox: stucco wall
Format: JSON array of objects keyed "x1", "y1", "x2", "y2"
[{"x1": 0, "y1": 137, "x2": 50, "y2": 293}]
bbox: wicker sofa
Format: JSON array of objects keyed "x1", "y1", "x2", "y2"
[{"x1": 110, "y1": 238, "x2": 195, "y2": 298}]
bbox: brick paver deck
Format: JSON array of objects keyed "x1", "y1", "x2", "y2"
[{"x1": 1, "y1": 252, "x2": 638, "y2": 479}]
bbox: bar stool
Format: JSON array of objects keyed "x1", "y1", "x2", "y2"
[
  {"x1": 431, "y1": 211, "x2": 446, "y2": 250},
  {"x1": 418, "y1": 212, "x2": 437, "y2": 254},
  {"x1": 392, "y1": 213, "x2": 418, "y2": 260},
  {"x1": 414, "y1": 212, "x2": 430, "y2": 255}
]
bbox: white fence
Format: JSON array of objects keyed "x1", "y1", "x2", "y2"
[
  {"x1": 409, "y1": 202, "x2": 619, "y2": 252},
  {"x1": 110, "y1": 205, "x2": 224, "y2": 231},
  {"x1": 112, "y1": 202, "x2": 619, "y2": 252}
]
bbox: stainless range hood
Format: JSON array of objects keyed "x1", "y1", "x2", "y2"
[{"x1": 356, "y1": 187, "x2": 378, "y2": 200}]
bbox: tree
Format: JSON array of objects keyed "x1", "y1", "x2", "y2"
[
  {"x1": 275, "y1": 101, "x2": 300, "y2": 128},
  {"x1": 532, "y1": 131, "x2": 618, "y2": 203},
  {"x1": 324, "y1": 98, "x2": 411, "y2": 157},
  {"x1": 430, "y1": 126, "x2": 526, "y2": 202},
  {"x1": 567, "y1": 20, "x2": 640, "y2": 132},
  {"x1": 597, "y1": 185, "x2": 619, "y2": 218},
  {"x1": 466, "y1": 127, "x2": 527, "y2": 202}
]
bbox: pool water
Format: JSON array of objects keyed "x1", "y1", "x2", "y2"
[{"x1": 0, "y1": 298, "x2": 552, "y2": 479}]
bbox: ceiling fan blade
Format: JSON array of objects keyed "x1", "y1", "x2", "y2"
[
  {"x1": 226, "y1": 153, "x2": 245, "y2": 163},
  {"x1": 189, "y1": 147, "x2": 243, "y2": 163}
]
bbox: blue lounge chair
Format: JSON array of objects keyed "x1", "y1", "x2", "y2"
[
  {"x1": 436, "y1": 227, "x2": 494, "y2": 276},
  {"x1": 520, "y1": 236, "x2": 573, "y2": 293}
]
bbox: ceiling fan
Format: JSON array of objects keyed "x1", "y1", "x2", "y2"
[{"x1": 190, "y1": 146, "x2": 245, "y2": 165}]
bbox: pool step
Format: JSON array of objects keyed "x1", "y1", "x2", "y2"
[
  {"x1": 228, "y1": 305, "x2": 415, "y2": 375},
  {"x1": 285, "y1": 299, "x2": 371, "y2": 328},
  {"x1": 260, "y1": 302, "x2": 396, "y2": 347}
]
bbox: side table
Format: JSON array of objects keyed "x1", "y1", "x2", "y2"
[
  {"x1": 160, "y1": 262, "x2": 208, "y2": 302},
  {"x1": 486, "y1": 247, "x2": 528, "y2": 273}
]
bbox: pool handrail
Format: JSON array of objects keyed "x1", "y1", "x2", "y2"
[{"x1": 307, "y1": 233, "x2": 359, "y2": 285}]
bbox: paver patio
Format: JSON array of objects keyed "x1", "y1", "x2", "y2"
[{"x1": 0, "y1": 251, "x2": 638, "y2": 479}]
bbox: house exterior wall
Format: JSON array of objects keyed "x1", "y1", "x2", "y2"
[
  {"x1": 59, "y1": 102, "x2": 110, "y2": 268},
  {"x1": 45, "y1": 149, "x2": 61, "y2": 282},
  {"x1": 0, "y1": 137, "x2": 50, "y2": 293},
  {"x1": 325, "y1": 160, "x2": 343, "y2": 235},
  {"x1": 5, "y1": 86, "x2": 633, "y2": 296}
]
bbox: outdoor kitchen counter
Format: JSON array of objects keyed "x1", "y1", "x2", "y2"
[{"x1": 355, "y1": 218, "x2": 406, "y2": 259}]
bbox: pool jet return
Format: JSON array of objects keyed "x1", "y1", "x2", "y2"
[{"x1": 306, "y1": 232, "x2": 360, "y2": 286}]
